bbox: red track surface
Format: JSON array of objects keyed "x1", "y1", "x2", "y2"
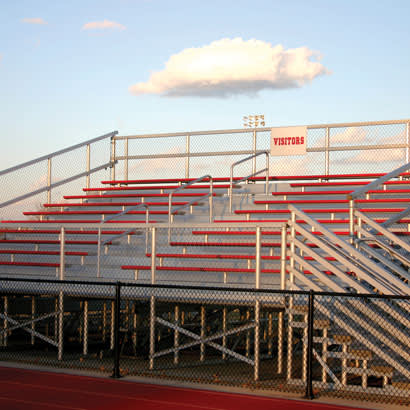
[{"x1": 0, "y1": 366, "x2": 367, "y2": 410}]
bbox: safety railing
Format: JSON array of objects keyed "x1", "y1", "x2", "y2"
[
  {"x1": 354, "y1": 210, "x2": 410, "y2": 282},
  {"x1": 229, "y1": 151, "x2": 269, "y2": 213},
  {"x1": 347, "y1": 160, "x2": 410, "y2": 243},
  {"x1": 287, "y1": 204, "x2": 409, "y2": 296},
  {"x1": 168, "y1": 175, "x2": 214, "y2": 241},
  {"x1": 97, "y1": 203, "x2": 149, "y2": 278},
  {"x1": 0, "y1": 131, "x2": 118, "y2": 219},
  {"x1": 285, "y1": 205, "x2": 410, "y2": 385},
  {"x1": 113, "y1": 119, "x2": 410, "y2": 181}
]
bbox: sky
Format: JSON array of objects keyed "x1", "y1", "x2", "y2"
[{"x1": 1, "y1": 0, "x2": 410, "y2": 169}]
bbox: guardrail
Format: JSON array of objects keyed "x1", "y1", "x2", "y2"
[
  {"x1": 347, "y1": 161, "x2": 410, "y2": 243},
  {"x1": 229, "y1": 151, "x2": 269, "y2": 212},
  {"x1": 168, "y1": 175, "x2": 214, "y2": 241},
  {"x1": 0, "y1": 131, "x2": 118, "y2": 219}
]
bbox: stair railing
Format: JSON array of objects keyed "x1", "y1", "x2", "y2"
[
  {"x1": 347, "y1": 160, "x2": 410, "y2": 244},
  {"x1": 354, "y1": 210, "x2": 410, "y2": 280},
  {"x1": 229, "y1": 151, "x2": 269, "y2": 213},
  {"x1": 97, "y1": 203, "x2": 149, "y2": 278},
  {"x1": 286, "y1": 204, "x2": 410, "y2": 379},
  {"x1": 168, "y1": 175, "x2": 213, "y2": 242}
]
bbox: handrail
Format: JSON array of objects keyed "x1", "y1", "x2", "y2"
[
  {"x1": 97, "y1": 203, "x2": 149, "y2": 278},
  {"x1": 288, "y1": 204, "x2": 409, "y2": 296},
  {"x1": 168, "y1": 175, "x2": 213, "y2": 241},
  {"x1": 381, "y1": 204, "x2": 410, "y2": 228},
  {"x1": 347, "y1": 160, "x2": 410, "y2": 241},
  {"x1": 0, "y1": 131, "x2": 118, "y2": 177},
  {"x1": 229, "y1": 151, "x2": 269, "y2": 212}
]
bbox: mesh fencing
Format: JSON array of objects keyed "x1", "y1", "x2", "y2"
[{"x1": 0, "y1": 278, "x2": 409, "y2": 406}]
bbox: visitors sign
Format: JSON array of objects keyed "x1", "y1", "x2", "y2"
[{"x1": 270, "y1": 126, "x2": 307, "y2": 156}]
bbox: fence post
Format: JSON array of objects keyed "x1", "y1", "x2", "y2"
[
  {"x1": 112, "y1": 281, "x2": 122, "y2": 378},
  {"x1": 305, "y1": 289, "x2": 315, "y2": 400}
]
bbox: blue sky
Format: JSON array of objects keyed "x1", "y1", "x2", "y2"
[{"x1": 1, "y1": 0, "x2": 410, "y2": 168}]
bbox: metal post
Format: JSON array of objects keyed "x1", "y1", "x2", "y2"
[
  {"x1": 305, "y1": 290, "x2": 315, "y2": 400},
  {"x1": 110, "y1": 137, "x2": 116, "y2": 180},
  {"x1": 267, "y1": 312, "x2": 272, "y2": 356},
  {"x1": 174, "y1": 305, "x2": 179, "y2": 364},
  {"x1": 86, "y1": 143, "x2": 91, "y2": 189},
  {"x1": 3, "y1": 297, "x2": 8, "y2": 347},
  {"x1": 58, "y1": 290, "x2": 64, "y2": 361},
  {"x1": 149, "y1": 295, "x2": 155, "y2": 370},
  {"x1": 97, "y1": 227, "x2": 102, "y2": 278},
  {"x1": 112, "y1": 282, "x2": 121, "y2": 378},
  {"x1": 252, "y1": 129, "x2": 257, "y2": 175},
  {"x1": 185, "y1": 134, "x2": 190, "y2": 179},
  {"x1": 59, "y1": 227, "x2": 65, "y2": 280},
  {"x1": 254, "y1": 300, "x2": 260, "y2": 381},
  {"x1": 200, "y1": 306, "x2": 205, "y2": 362},
  {"x1": 83, "y1": 300, "x2": 88, "y2": 356},
  {"x1": 47, "y1": 157, "x2": 52, "y2": 203},
  {"x1": 348, "y1": 197, "x2": 355, "y2": 245},
  {"x1": 110, "y1": 301, "x2": 115, "y2": 350},
  {"x1": 280, "y1": 225, "x2": 287, "y2": 290},
  {"x1": 246, "y1": 309, "x2": 251, "y2": 358},
  {"x1": 325, "y1": 127, "x2": 330, "y2": 175},
  {"x1": 31, "y1": 296, "x2": 35, "y2": 345},
  {"x1": 124, "y1": 138, "x2": 129, "y2": 180},
  {"x1": 222, "y1": 307, "x2": 227, "y2": 360},
  {"x1": 151, "y1": 227, "x2": 156, "y2": 285},
  {"x1": 278, "y1": 309, "x2": 283, "y2": 374},
  {"x1": 58, "y1": 226, "x2": 65, "y2": 361},
  {"x1": 406, "y1": 122, "x2": 410, "y2": 164},
  {"x1": 255, "y1": 227, "x2": 261, "y2": 289},
  {"x1": 102, "y1": 302, "x2": 107, "y2": 342}
]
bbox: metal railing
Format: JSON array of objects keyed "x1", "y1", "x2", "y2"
[
  {"x1": 347, "y1": 160, "x2": 410, "y2": 242},
  {"x1": 0, "y1": 131, "x2": 118, "y2": 219},
  {"x1": 168, "y1": 175, "x2": 214, "y2": 241},
  {"x1": 354, "y1": 210, "x2": 410, "y2": 281},
  {"x1": 229, "y1": 151, "x2": 269, "y2": 212},
  {"x1": 97, "y1": 204, "x2": 149, "y2": 278},
  {"x1": 112, "y1": 119, "x2": 410, "y2": 180}
]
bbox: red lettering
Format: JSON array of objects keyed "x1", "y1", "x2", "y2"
[{"x1": 292, "y1": 137, "x2": 296, "y2": 144}]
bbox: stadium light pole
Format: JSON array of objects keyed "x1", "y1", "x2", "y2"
[{"x1": 243, "y1": 115, "x2": 265, "y2": 174}]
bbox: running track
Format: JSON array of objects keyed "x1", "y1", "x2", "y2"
[{"x1": 0, "y1": 366, "x2": 368, "y2": 410}]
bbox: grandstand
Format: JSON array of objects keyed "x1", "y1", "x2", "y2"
[{"x1": 0, "y1": 120, "x2": 409, "y2": 404}]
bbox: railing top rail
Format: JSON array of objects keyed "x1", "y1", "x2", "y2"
[
  {"x1": 230, "y1": 151, "x2": 269, "y2": 169},
  {"x1": 101, "y1": 202, "x2": 148, "y2": 225},
  {"x1": 348, "y1": 161, "x2": 410, "y2": 200},
  {"x1": 115, "y1": 119, "x2": 410, "y2": 140},
  {"x1": 0, "y1": 131, "x2": 118, "y2": 177},
  {"x1": 0, "y1": 221, "x2": 286, "y2": 230},
  {"x1": 171, "y1": 174, "x2": 212, "y2": 195}
]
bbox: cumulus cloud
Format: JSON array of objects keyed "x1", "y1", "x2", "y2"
[
  {"x1": 129, "y1": 38, "x2": 330, "y2": 98},
  {"x1": 82, "y1": 19, "x2": 126, "y2": 31},
  {"x1": 21, "y1": 18, "x2": 47, "y2": 25}
]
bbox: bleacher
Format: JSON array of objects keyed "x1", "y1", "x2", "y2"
[{"x1": 0, "y1": 122, "x2": 409, "y2": 396}]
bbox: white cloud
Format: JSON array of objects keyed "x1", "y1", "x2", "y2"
[
  {"x1": 314, "y1": 127, "x2": 368, "y2": 147},
  {"x1": 21, "y1": 18, "x2": 47, "y2": 25},
  {"x1": 82, "y1": 20, "x2": 126, "y2": 31},
  {"x1": 129, "y1": 38, "x2": 330, "y2": 98}
]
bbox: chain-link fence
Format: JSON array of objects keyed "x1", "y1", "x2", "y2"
[
  {"x1": 0, "y1": 131, "x2": 116, "y2": 221},
  {"x1": 1, "y1": 277, "x2": 408, "y2": 406},
  {"x1": 114, "y1": 120, "x2": 410, "y2": 181}
]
